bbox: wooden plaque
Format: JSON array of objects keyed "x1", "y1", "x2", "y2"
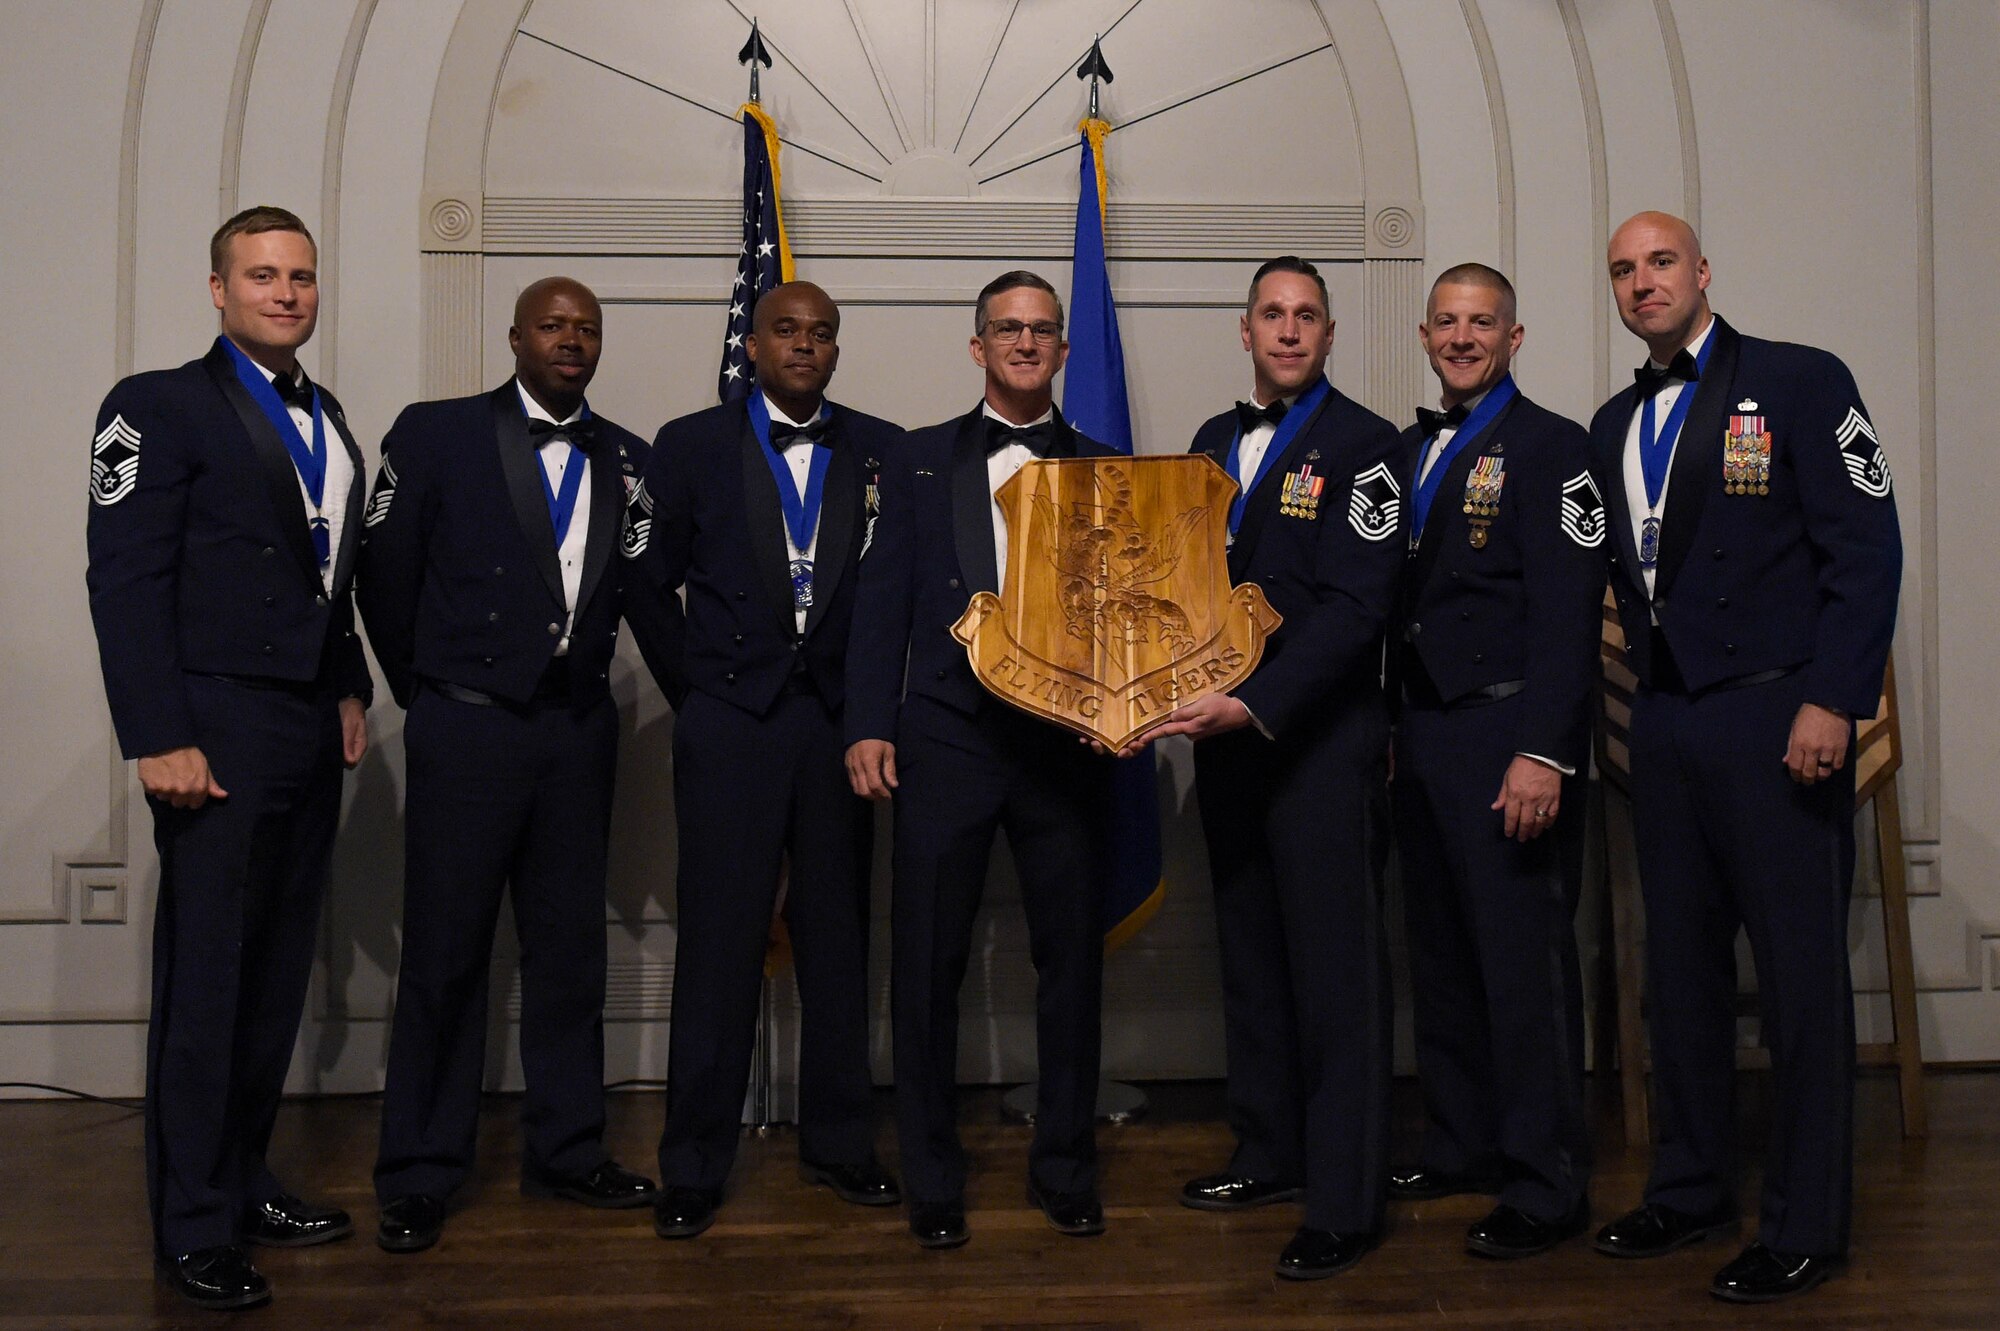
[{"x1": 950, "y1": 454, "x2": 1282, "y2": 748}]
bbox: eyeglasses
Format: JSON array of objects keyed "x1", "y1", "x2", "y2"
[{"x1": 984, "y1": 319, "x2": 1063, "y2": 345}]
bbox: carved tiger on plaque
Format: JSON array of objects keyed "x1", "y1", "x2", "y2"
[{"x1": 951, "y1": 455, "x2": 1281, "y2": 749}]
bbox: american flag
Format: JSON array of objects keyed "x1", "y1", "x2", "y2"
[{"x1": 718, "y1": 105, "x2": 790, "y2": 402}]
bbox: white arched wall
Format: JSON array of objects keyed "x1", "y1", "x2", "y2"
[{"x1": 2, "y1": 0, "x2": 1988, "y2": 1100}]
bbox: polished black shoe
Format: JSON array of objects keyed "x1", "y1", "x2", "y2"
[
  {"x1": 1179, "y1": 1172, "x2": 1303, "y2": 1212},
  {"x1": 1275, "y1": 1226, "x2": 1380, "y2": 1281},
  {"x1": 908, "y1": 1203, "x2": 969, "y2": 1250},
  {"x1": 159, "y1": 1244, "x2": 271, "y2": 1310},
  {"x1": 1388, "y1": 1165, "x2": 1504, "y2": 1201},
  {"x1": 1028, "y1": 1181, "x2": 1106, "y2": 1237},
  {"x1": 652, "y1": 1186, "x2": 721, "y2": 1239},
  {"x1": 800, "y1": 1157, "x2": 901, "y2": 1207},
  {"x1": 523, "y1": 1159, "x2": 657, "y2": 1210},
  {"x1": 1466, "y1": 1199, "x2": 1590, "y2": 1259},
  {"x1": 241, "y1": 1192, "x2": 354, "y2": 1248},
  {"x1": 377, "y1": 1194, "x2": 446, "y2": 1254},
  {"x1": 1710, "y1": 1242, "x2": 1842, "y2": 1303},
  {"x1": 1593, "y1": 1201, "x2": 1736, "y2": 1259}
]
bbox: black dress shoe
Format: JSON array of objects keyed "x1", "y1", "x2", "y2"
[
  {"x1": 908, "y1": 1203, "x2": 969, "y2": 1250},
  {"x1": 800, "y1": 1157, "x2": 901, "y2": 1207},
  {"x1": 159, "y1": 1244, "x2": 271, "y2": 1310},
  {"x1": 652, "y1": 1186, "x2": 720, "y2": 1239},
  {"x1": 1275, "y1": 1226, "x2": 1380, "y2": 1281},
  {"x1": 1593, "y1": 1201, "x2": 1736, "y2": 1259},
  {"x1": 1388, "y1": 1165, "x2": 1504, "y2": 1201},
  {"x1": 377, "y1": 1194, "x2": 446, "y2": 1254},
  {"x1": 1710, "y1": 1242, "x2": 1842, "y2": 1303},
  {"x1": 1466, "y1": 1199, "x2": 1589, "y2": 1259},
  {"x1": 242, "y1": 1192, "x2": 354, "y2": 1248},
  {"x1": 1179, "y1": 1172, "x2": 1303, "y2": 1212},
  {"x1": 523, "y1": 1159, "x2": 657, "y2": 1210},
  {"x1": 1028, "y1": 1181, "x2": 1106, "y2": 1237}
]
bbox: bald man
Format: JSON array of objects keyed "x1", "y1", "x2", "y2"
[
  {"x1": 624, "y1": 282, "x2": 903, "y2": 1238},
  {"x1": 359, "y1": 277, "x2": 658, "y2": 1254},
  {"x1": 1586, "y1": 214, "x2": 1901, "y2": 1302}
]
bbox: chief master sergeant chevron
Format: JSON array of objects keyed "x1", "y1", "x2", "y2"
[
  {"x1": 1586, "y1": 211, "x2": 1901, "y2": 1304},
  {"x1": 85, "y1": 205, "x2": 373, "y2": 1312}
]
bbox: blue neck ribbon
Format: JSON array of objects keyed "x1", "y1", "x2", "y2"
[
  {"x1": 749, "y1": 393, "x2": 832, "y2": 554},
  {"x1": 1225, "y1": 375, "x2": 1331, "y2": 535},
  {"x1": 530, "y1": 402, "x2": 592, "y2": 547},
  {"x1": 1639, "y1": 332, "x2": 1716, "y2": 511},
  {"x1": 1410, "y1": 374, "x2": 1519, "y2": 539},
  {"x1": 224, "y1": 338, "x2": 329, "y2": 567}
]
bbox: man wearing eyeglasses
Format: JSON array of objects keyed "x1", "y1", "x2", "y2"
[{"x1": 845, "y1": 271, "x2": 1117, "y2": 1250}]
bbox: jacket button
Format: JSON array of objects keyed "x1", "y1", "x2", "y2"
[
  {"x1": 483, "y1": 656, "x2": 494, "y2": 666},
  {"x1": 1448, "y1": 570, "x2": 1460, "y2": 581},
  {"x1": 261, "y1": 546, "x2": 275, "y2": 558},
  {"x1": 264, "y1": 596, "x2": 275, "y2": 607},
  {"x1": 489, "y1": 612, "x2": 500, "y2": 623},
  {"x1": 725, "y1": 672, "x2": 737, "y2": 684},
  {"x1": 948, "y1": 577, "x2": 960, "y2": 590},
  {"x1": 1653, "y1": 597, "x2": 1667, "y2": 613},
  {"x1": 733, "y1": 633, "x2": 744, "y2": 644},
  {"x1": 494, "y1": 566, "x2": 505, "y2": 576},
  {"x1": 1472, "y1": 652, "x2": 1485, "y2": 664},
  {"x1": 735, "y1": 591, "x2": 747, "y2": 601},
  {"x1": 316, "y1": 593, "x2": 327, "y2": 606},
  {"x1": 935, "y1": 669, "x2": 947, "y2": 680},
  {"x1": 1713, "y1": 548, "x2": 1725, "y2": 560},
  {"x1": 261, "y1": 643, "x2": 273, "y2": 654},
  {"x1": 790, "y1": 642, "x2": 800, "y2": 652},
  {"x1": 547, "y1": 622, "x2": 561, "y2": 636},
  {"x1": 1724, "y1": 642, "x2": 1737, "y2": 655},
  {"x1": 1408, "y1": 621, "x2": 1423, "y2": 638},
  {"x1": 1459, "y1": 610, "x2": 1471, "y2": 621},
  {"x1": 1716, "y1": 597, "x2": 1729, "y2": 610},
  {"x1": 598, "y1": 671, "x2": 608, "y2": 681}
]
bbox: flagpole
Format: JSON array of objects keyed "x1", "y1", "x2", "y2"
[{"x1": 1004, "y1": 36, "x2": 1149, "y2": 1130}]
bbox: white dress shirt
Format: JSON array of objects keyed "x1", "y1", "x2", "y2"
[
  {"x1": 1232, "y1": 390, "x2": 1300, "y2": 501},
  {"x1": 1621, "y1": 314, "x2": 1716, "y2": 599},
  {"x1": 981, "y1": 402, "x2": 1054, "y2": 594},
  {"x1": 763, "y1": 392, "x2": 825, "y2": 633},
  {"x1": 245, "y1": 357, "x2": 352, "y2": 596},
  {"x1": 518, "y1": 380, "x2": 591, "y2": 655}
]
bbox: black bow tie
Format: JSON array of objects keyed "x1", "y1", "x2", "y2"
[
  {"x1": 528, "y1": 416, "x2": 595, "y2": 449},
  {"x1": 1416, "y1": 403, "x2": 1470, "y2": 437},
  {"x1": 1634, "y1": 349, "x2": 1701, "y2": 398},
  {"x1": 274, "y1": 371, "x2": 313, "y2": 411},
  {"x1": 986, "y1": 419, "x2": 1053, "y2": 456},
  {"x1": 769, "y1": 418, "x2": 829, "y2": 451},
  {"x1": 1235, "y1": 399, "x2": 1288, "y2": 434}
]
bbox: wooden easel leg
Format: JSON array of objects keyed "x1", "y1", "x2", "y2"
[
  {"x1": 1604, "y1": 786, "x2": 1650, "y2": 1147},
  {"x1": 1873, "y1": 779, "x2": 1928, "y2": 1138}
]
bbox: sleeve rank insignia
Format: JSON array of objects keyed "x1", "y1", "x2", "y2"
[
  {"x1": 1347, "y1": 462, "x2": 1401, "y2": 542},
  {"x1": 91, "y1": 414, "x2": 142, "y2": 507},
  {"x1": 1836, "y1": 405, "x2": 1893, "y2": 498}
]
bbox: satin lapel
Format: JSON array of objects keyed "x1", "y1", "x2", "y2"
[
  {"x1": 324, "y1": 400, "x2": 366, "y2": 596},
  {"x1": 573, "y1": 430, "x2": 623, "y2": 616},
  {"x1": 490, "y1": 388, "x2": 566, "y2": 608},
  {"x1": 1598, "y1": 390, "x2": 1648, "y2": 597},
  {"x1": 1231, "y1": 388, "x2": 1334, "y2": 565},
  {"x1": 803, "y1": 433, "x2": 858, "y2": 637},
  {"x1": 738, "y1": 412, "x2": 800, "y2": 640},
  {"x1": 950, "y1": 409, "x2": 1000, "y2": 595},
  {"x1": 1654, "y1": 318, "x2": 1739, "y2": 598},
  {"x1": 205, "y1": 343, "x2": 320, "y2": 587},
  {"x1": 1408, "y1": 399, "x2": 1507, "y2": 597}
]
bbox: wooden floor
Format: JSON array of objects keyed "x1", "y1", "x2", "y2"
[{"x1": 2, "y1": 1073, "x2": 1996, "y2": 1329}]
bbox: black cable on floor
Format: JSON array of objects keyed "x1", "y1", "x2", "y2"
[{"x1": 0, "y1": 1082, "x2": 139, "y2": 1108}]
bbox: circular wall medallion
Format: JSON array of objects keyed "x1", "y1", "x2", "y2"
[
  {"x1": 1372, "y1": 206, "x2": 1414, "y2": 249},
  {"x1": 429, "y1": 197, "x2": 474, "y2": 243}
]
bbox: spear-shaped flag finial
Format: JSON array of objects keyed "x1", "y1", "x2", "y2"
[
  {"x1": 739, "y1": 18, "x2": 773, "y2": 104},
  {"x1": 1075, "y1": 35, "x2": 1114, "y2": 119}
]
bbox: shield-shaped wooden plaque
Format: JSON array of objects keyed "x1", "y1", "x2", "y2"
[{"x1": 950, "y1": 454, "x2": 1282, "y2": 748}]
